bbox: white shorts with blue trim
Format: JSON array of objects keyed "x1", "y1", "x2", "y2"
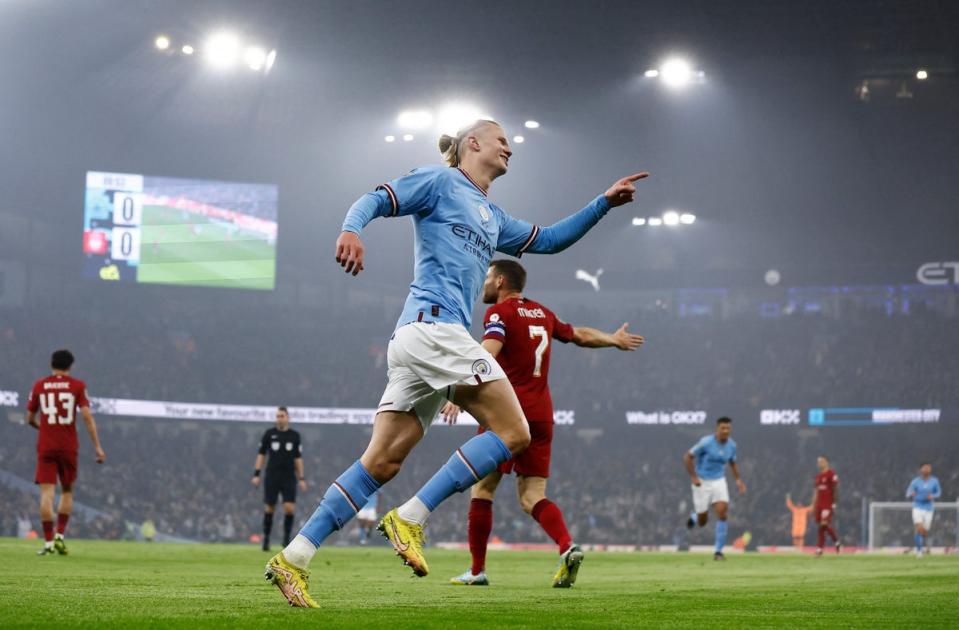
[
  {"x1": 912, "y1": 508, "x2": 934, "y2": 530},
  {"x1": 377, "y1": 322, "x2": 506, "y2": 435}
]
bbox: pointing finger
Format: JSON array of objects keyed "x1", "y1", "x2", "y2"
[{"x1": 624, "y1": 172, "x2": 650, "y2": 183}]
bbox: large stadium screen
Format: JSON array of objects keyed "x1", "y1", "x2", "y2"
[{"x1": 83, "y1": 172, "x2": 278, "y2": 290}]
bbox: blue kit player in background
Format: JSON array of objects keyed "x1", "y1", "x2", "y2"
[
  {"x1": 355, "y1": 489, "x2": 380, "y2": 545},
  {"x1": 263, "y1": 118, "x2": 649, "y2": 607},
  {"x1": 906, "y1": 463, "x2": 941, "y2": 558},
  {"x1": 683, "y1": 417, "x2": 746, "y2": 560}
]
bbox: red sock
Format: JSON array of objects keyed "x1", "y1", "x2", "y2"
[
  {"x1": 817, "y1": 526, "x2": 825, "y2": 548},
  {"x1": 57, "y1": 513, "x2": 70, "y2": 535},
  {"x1": 468, "y1": 499, "x2": 493, "y2": 575},
  {"x1": 531, "y1": 499, "x2": 572, "y2": 555},
  {"x1": 825, "y1": 526, "x2": 838, "y2": 543},
  {"x1": 42, "y1": 521, "x2": 54, "y2": 543}
]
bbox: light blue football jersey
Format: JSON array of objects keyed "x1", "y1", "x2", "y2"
[
  {"x1": 906, "y1": 476, "x2": 941, "y2": 511},
  {"x1": 690, "y1": 435, "x2": 737, "y2": 481},
  {"x1": 342, "y1": 165, "x2": 609, "y2": 331}
]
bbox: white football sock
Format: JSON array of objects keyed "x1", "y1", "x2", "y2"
[
  {"x1": 397, "y1": 496, "x2": 431, "y2": 526},
  {"x1": 282, "y1": 534, "x2": 317, "y2": 569}
]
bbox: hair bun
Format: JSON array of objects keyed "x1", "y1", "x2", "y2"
[{"x1": 438, "y1": 134, "x2": 455, "y2": 154}]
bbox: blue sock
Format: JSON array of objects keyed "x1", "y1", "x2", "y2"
[
  {"x1": 299, "y1": 460, "x2": 380, "y2": 547},
  {"x1": 715, "y1": 520, "x2": 728, "y2": 553},
  {"x1": 915, "y1": 533, "x2": 923, "y2": 552},
  {"x1": 415, "y1": 432, "x2": 511, "y2": 511}
]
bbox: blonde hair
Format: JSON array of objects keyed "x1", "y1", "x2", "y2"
[{"x1": 438, "y1": 119, "x2": 498, "y2": 167}]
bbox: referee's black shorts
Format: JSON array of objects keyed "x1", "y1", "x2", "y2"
[{"x1": 264, "y1": 473, "x2": 297, "y2": 505}]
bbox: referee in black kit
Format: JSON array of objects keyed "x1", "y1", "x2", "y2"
[{"x1": 251, "y1": 407, "x2": 306, "y2": 551}]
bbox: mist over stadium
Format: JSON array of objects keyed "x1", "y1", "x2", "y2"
[{"x1": 0, "y1": 1, "x2": 957, "y2": 626}]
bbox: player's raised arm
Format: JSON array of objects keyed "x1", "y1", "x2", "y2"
[
  {"x1": 494, "y1": 172, "x2": 649, "y2": 257},
  {"x1": 79, "y1": 406, "x2": 106, "y2": 464},
  {"x1": 336, "y1": 167, "x2": 440, "y2": 276},
  {"x1": 571, "y1": 323, "x2": 644, "y2": 350}
]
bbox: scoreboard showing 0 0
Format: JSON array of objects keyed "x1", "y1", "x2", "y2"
[
  {"x1": 83, "y1": 171, "x2": 279, "y2": 290},
  {"x1": 111, "y1": 190, "x2": 144, "y2": 262}
]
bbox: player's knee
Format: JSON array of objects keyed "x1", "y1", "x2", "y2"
[
  {"x1": 364, "y1": 458, "x2": 402, "y2": 483},
  {"x1": 503, "y1": 423, "x2": 531, "y2": 455},
  {"x1": 61, "y1": 485, "x2": 72, "y2": 494},
  {"x1": 519, "y1": 492, "x2": 542, "y2": 514}
]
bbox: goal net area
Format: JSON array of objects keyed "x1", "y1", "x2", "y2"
[{"x1": 868, "y1": 501, "x2": 959, "y2": 552}]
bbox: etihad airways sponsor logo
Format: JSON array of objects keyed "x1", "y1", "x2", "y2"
[
  {"x1": 451, "y1": 224, "x2": 494, "y2": 260},
  {"x1": 626, "y1": 410, "x2": 708, "y2": 425},
  {"x1": 917, "y1": 262, "x2": 959, "y2": 285}
]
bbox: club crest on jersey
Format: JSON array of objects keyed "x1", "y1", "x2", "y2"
[
  {"x1": 285, "y1": 442, "x2": 293, "y2": 451},
  {"x1": 271, "y1": 441, "x2": 280, "y2": 451},
  {"x1": 477, "y1": 203, "x2": 490, "y2": 223},
  {"x1": 471, "y1": 359, "x2": 492, "y2": 375}
]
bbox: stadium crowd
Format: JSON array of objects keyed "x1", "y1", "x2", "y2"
[{"x1": 1, "y1": 284, "x2": 955, "y2": 547}]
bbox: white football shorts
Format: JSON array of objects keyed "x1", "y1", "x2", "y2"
[
  {"x1": 912, "y1": 508, "x2": 934, "y2": 530},
  {"x1": 692, "y1": 477, "x2": 730, "y2": 514},
  {"x1": 377, "y1": 322, "x2": 507, "y2": 434}
]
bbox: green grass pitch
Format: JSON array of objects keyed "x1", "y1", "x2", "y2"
[
  {"x1": 1, "y1": 539, "x2": 957, "y2": 628},
  {"x1": 136, "y1": 205, "x2": 276, "y2": 290}
]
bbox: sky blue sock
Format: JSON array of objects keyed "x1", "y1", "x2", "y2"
[
  {"x1": 915, "y1": 533, "x2": 923, "y2": 551},
  {"x1": 415, "y1": 432, "x2": 511, "y2": 511},
  {"x1": 299, "y1": 460, "x2": 380, "y2": 547},
  {"x1": 715, "y1": 520, "x2": 728, "y2": 553}
]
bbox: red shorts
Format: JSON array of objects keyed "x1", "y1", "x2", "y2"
[
  {"x1": 35, "y1": 450, "x2": 78, "y2": 487},
  {"x1": 814, "y1": 506, "x2": 834, "y2": 524},
  {"x1": 481, "y1": 421, "x2": 553, "y2": 478}
]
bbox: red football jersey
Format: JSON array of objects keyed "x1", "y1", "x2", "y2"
[
  {"x1": 27, "y1": 374, "x2": 90, "y2": 452},
  {"x1": 483, "y1": 297, "x2": 574, "y2": 423},
  {"x1": 815, "y1": 469, "x2": 838, "y2": 507}
]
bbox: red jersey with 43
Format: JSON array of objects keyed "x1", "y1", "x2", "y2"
[
  {"x1": 27, "y1": 375, "x2": 90, "y2": 452},
  {"x1": 815, "y1": 469, "x2": 838, "y2": 507},
  {"x1": 483, "y1": 297, "x2": 574, "y2": 423}
]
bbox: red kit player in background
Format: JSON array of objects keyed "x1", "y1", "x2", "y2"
[
  {"x1": 26, "y1": 349, "x2": 106, "y2": 555},
  {"x1": 813, "y1": 455, "x2": 841, "y2": 556},
  {"x1": 444, "y1": 260, "x2": 644, "y2": 587}
]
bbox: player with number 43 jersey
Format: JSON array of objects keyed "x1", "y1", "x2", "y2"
[
  {"x1": 26, "y1": 349, "x2": 106, "y2": 556},
  {"x1": 445, "y1": 260, "x2": 644, "y2": 588}
]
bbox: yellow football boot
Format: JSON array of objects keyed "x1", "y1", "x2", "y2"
[
  {"x1": 264, "y1": 552, "x2": 319, "y2": 608},
  {"x1": 377, "y1": 508, "x2": 429, "y2": 577},
  {"x1": 551, "y1": 544, "x2": 584, "y2": 588}
]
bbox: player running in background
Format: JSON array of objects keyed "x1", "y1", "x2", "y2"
[
  {"x1": 445, "y1": 259, "x2": 644, "y2": 587},
  {"x1": 906, "y1": 463, "x2": 941, "y2": 558},
  {"x1": 812, "y1": 456, "x2": 841, "y2": 556},
  {"x1": 264, "y1": 118, "x2": 648, "y2": 607},
  {"x1": 355, "y1": 489, "x2": 380, "y2": 545},
  {"x1": 785, "y1": 493, "x2": 811, "y2": 548},
  {"x1": 684, "y1": 417, "x2": 745, "y2": 560},
  {"x1": 25, "y1": 349, "x2": 106, "y2": 556},
  {"x1": 252, "y1": 407, "x2": 306, "y2": 551}
]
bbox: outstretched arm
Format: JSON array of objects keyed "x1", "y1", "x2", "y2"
[
  {"x1": 523, "y1": 173, "x2": 649, "y2": 255},
  {"x1": 572, "y1": 323, "x2": 644, "y2": 350}
]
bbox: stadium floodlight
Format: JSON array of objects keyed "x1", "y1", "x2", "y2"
[
  {"x1": 648, "y1": 217, "x2": 663, "y2": 226},
  {"x1": 265, "y1": 49, "x2": 277, "y2": 73},
  {"x1": 524, "y1": 120, "x2": 540, "y2": 129},
  {"x1": 155, "y1": 35, "x2": 170, "y2": 50},
  {"x1": 513, "y1": 135, "x2": 525, "y2": 144},
  {"x1": 397, "y1": 110, "x2": 434, "y2": 130},
  {"x1": 437, "y1": 103, "x2": 491, "y2": 135},
  {"x1": 916, "y1": 69, "x2": 928, "y2": 80},
  {"x1": 632, "y1": 217, "x2": 646, "y2": 226},
  {"x1": 680, "y1": 213, "x2": 696, "y2": 225},
  {"x1": 244, "y1": 46, "x2": 267, "y2": 71},
  {"x1": 384, "y1": 135, "x2": 395, "y2": 143},
  {"x1": 203, "y1": 31, "x2": 241, "y2": 70},
  {"x1": 644, "y1": 69, "x2": 659, "y2": 78},
  {"x1": 660, "y1": 58, "x2": 693, "y2": 88},
  {"x1": 402, "y1": 134, "x2": 414, "y2": 142},
  {"x1": 181, "y1": 44, "x2": 194, "y2": 55},
  {"x1": 663, "y1": 210, "x2": 680, "y2": 226}
]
